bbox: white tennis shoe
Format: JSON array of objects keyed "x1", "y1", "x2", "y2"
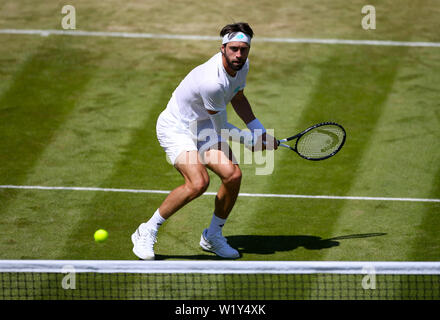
[
  {"x1": 200, "y1": 229, "x2": 240, "y2": 259},
  {"x1": 131, "y1": 226, "x2": 157, "y2": 260}
]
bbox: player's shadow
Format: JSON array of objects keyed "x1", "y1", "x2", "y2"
[
  {"x1": 155, "y1": 233, "x2": 386, "y2": 260},
  {"x1": 226, "y1": 233, "x2": 386, "y2": 255}
]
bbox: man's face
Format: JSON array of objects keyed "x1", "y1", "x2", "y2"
[{"x1": 222, "y1": 41, "x2": 250, "y2": 71}]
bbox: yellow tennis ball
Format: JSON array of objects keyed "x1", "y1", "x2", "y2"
[{"x1": 94, "y1": 229, "x2": 108, "y2": 243}]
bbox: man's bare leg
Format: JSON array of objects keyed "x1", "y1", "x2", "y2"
[
  {"x1": 203, "y1": 143, "x2": 242, "y2": 220},
  {"x1": 198, "y1": 143, "x2": 241, "y2": 258},
  {"x1": 158, "y1": 151, "x2": 210, "y2": 219},
  {"x1": 132, "y1": 150, "x2": 209, "y2": 260}
]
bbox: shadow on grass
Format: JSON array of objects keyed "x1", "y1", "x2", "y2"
[{"x1": 155, "y1": 233, "x2": 386, "y2": 260}]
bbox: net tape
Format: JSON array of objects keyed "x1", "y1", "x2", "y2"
[{"x1": 1, "y1": 260, "x2": 439, "y2": 274}]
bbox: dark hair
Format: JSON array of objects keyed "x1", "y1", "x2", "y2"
[{"x1": 220, "y1": 22, "x2": 254, "y2": 39}]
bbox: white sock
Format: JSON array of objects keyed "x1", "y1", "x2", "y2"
[
  {"x1": 141, "y1": 209, "x2": 166, "y2": 232},
  {"x1": 207, "y1": 213, "x2": 226, "y2": 237}
]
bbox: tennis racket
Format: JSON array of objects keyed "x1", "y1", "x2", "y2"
[{"x1": 277, "y1": 122, "x2": 346, "y2": 161}]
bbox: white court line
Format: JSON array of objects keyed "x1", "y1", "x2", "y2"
[
  {"x1": 1, "y1": 29, "x2": 440, "y2": 48},
  {"x1": 0, "y1": 185, "x2": 439, "y2": 203}
]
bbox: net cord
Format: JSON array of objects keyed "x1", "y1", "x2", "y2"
[{"x1": 0, "y1": 260, "x2": 439, "y2": 275}]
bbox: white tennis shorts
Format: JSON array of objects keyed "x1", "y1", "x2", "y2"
[{"x1": 156, "y1": 96, "x2": 225, "y2": 164}]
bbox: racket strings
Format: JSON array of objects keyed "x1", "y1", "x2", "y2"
[{"x1": 296, "y1": 125, "x2": 345, "y2": 159}]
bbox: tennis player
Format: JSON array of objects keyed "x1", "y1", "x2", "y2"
[{"x1": 132, "y1": 22, "x2": 277, "y2": 260}]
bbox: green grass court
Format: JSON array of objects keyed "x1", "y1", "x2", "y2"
[{"x1": 0, "y1": 0, "x2": 439, "y2": 266}]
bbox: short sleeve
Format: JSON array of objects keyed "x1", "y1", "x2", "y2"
[{"x1": 199, "y1": 81, "x2": 226, "y2": 112}]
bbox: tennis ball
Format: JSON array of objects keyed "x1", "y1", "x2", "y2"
[{"x1": 94, "y1": 229, "x2": 108, "y2": 243}]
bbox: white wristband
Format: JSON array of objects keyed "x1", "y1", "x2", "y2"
[{"x1": 246, "y1": 118, "x2": 266, "y2": 135}]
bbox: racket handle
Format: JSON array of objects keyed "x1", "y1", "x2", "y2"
[{"x1": 262, "y1": 140, "x2": 280, "y2": 149}]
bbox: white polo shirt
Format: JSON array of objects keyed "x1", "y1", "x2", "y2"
[
  {"x1": 168, "y1": 51, "x2": 249, "y2": 126},
  {"x1": 156, "y1": 51, "x2": 249, "y2": 164}
]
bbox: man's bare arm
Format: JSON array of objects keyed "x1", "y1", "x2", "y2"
[
  {"x1": 230, "y1": 90, "x2": 278, "y2": 150},
  {"x1": 206, "y1": 90, "x2": 277, "y2": 150},
  {"x1": 230, "y1": 90, "x2": 256, "y2": 124}
]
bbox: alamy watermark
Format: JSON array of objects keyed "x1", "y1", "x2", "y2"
[
  {"x1": 362, "y1": 5, "x2": 376, "y2": 30},
  {"x1": 60, "y1": 5, "x2": 376, "y2": 33},
  {"x1": 61, "y1": 5, "x2": 76, "y2": 30},
  {"x1": 61, "y1": 265, "x2": 76, "y2": 290},
  {"x1": 60, "y1": 263, "x2": 379, "y2": 294},
  {"x1": 168, "y1": 127, "x2": 275, "y2": 176},
  {"x1": 56, "y1": 4, "x2": 374, "y2": 176},
  {"x1": 361, "y1": 264, "x2": 377, "y2": 290}
]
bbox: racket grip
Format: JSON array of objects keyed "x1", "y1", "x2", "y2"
[{"x1": 262, "y1": 140, "x2": 279, "y2": 149}]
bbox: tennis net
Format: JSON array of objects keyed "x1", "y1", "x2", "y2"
[{"x1": 0, "y1": 260, "x2": 439, "y2": 300}]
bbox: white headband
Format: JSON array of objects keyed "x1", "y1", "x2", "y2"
[{"x1": 222, "y1": 32, "x2": 251, "y2": 45}]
